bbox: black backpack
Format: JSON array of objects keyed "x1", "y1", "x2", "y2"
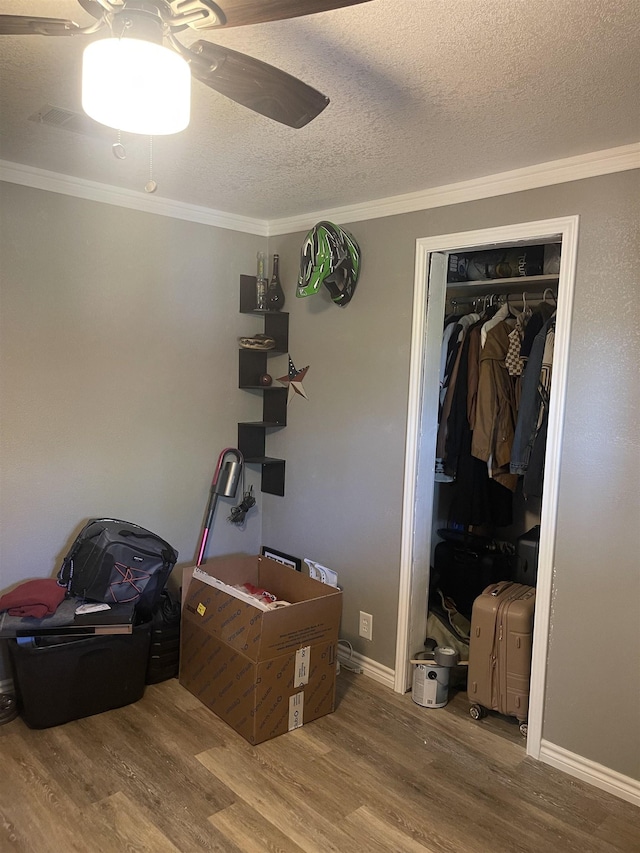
[{"x1": 57, "y1": 518, "x2": 178, "y2": 617}]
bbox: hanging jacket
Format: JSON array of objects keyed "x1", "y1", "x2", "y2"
[
  {"x1": 510, "y1": 315, "x2": 556, "y2": 477},
  {"x1": 519, "y1": 302, "x2": 555, "y2": 361},
  {"x1": 466, "y1": 323, "x2": 482, "y2": 430},
  {"x1": 444, "y1": 318, "x2": 483, "y2": 477},
  {"x1": 522, "y1": 321, "x2": 555, "y2": 496},
  {"x1": 436, "y1": 313, "x2": 479, "y2": 473},
  {"x1": 471, "y1": 319, "x2": 518, "y2": 492}
]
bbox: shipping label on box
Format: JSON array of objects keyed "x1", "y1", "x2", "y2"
[
  {"x1": 294, "y1": 646, "x2": 310, "y2": 688},
  {"x1": 289, "y1": 692, "x2": 303, "y2": 731}
]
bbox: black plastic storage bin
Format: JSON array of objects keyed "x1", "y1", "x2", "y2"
[
  {"x1": 146, "y1": 622, "x2": 180, "y2": 684},
  {"x1": 8, "y1": 622, "x2": 151, "y2": 728},
  {"x1": 146, "y1": 589, "x2": 181, "y2": 684}
]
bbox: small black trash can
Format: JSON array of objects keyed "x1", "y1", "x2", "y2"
[{"x1": 8, "y1": 621, "x2": 151, "y2": 728}]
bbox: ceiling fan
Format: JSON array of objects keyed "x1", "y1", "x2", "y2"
[{"x1": 0, "y1": 0, "x2": 373, "y2": 130}]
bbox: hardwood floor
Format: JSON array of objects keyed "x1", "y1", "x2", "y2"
[{"x1": 0, "y1": 671, "x2": 637, "y2": 852}]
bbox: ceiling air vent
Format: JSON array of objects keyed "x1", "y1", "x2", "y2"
[{"x1": 28, "y1": 104, "x2": 113, "y2": 138}]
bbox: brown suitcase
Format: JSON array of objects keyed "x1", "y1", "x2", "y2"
[{"x1": 467, "y1": 581, "x2": 535, "y2": 735}]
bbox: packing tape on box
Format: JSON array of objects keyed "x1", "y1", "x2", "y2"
[{"x1": 434, "y1": 646, "x2": 459, "y2": 667}]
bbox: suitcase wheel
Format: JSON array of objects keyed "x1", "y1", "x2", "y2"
[
  {"x1": 519, "y1": 721, "x2": 528, "y2": 738},
  {"x1": 469, "y1": 704, "x2": 486, "y2": 721}
]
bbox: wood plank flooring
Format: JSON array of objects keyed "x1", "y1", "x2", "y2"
[{"x1": 0, "y1": 672, "x2": 638, "y2": 852}]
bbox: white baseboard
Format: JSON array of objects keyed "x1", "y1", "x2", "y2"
[
  {"x1": 540, "y1": 740, "x2": 640, "y2": 808},
  {"x1": 337, "y1": 648, "x2": 395, "y2": 690}
]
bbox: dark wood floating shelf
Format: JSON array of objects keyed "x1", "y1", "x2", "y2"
[
  {"x1": 240, "y1": 385, "x2": 285, "y2": 391},
  {"x1": 239, "y1": 421, "x2": 287, "y2": 429},
  {"x1": 237, "y1": 275, "x2": 289, "y2": 497}
]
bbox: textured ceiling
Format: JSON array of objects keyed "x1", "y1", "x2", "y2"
[{"x1": 0, "y1": 0, "x2": 639, "y2": 220}]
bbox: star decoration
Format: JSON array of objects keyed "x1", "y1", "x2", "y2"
[{"x1": 277, "y1": 356, "x2": 309, "y2": 403}]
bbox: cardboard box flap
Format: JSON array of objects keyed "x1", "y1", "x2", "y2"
[
  {"x1": 181, "y1": 556, "x2": 342, "y2": 662},
  {"x1": 182, "y1": 576, "x2": 264, "y2": 659},
  {"x1": 256, "y1": 557, "x2": 340, "y2": 603},
  {"x1": 199, "y1": 554, "x2": 259, "y2": 589},
  {"x1": 194, "y1": 555, "x2": 340, "y2": 603}
]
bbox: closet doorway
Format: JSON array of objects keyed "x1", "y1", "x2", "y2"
[{"x1": 395, "y1": 216, "x2": 579, "y2": 761}]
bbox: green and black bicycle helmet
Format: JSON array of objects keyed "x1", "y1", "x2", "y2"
[{"x1": 297, "y1": 221, "x2": 361, "y2": 308}]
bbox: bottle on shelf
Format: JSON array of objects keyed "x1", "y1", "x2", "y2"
[
  {"x1": 265, "y1": 253, "x2": 285, "y2": 311},
  {"x1": 256, "y1": 251, "x2": 267, "y2": 311}
]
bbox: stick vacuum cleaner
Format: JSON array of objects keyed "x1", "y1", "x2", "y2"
[{"x1": 195, "y1": 447, "x2": 243, "y2": 567}]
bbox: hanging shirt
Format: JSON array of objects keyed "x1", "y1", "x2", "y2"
[
  {"x1": 505, "y1": 306, "x2": 532, "y2": 377},
  {"x1": 537, "y1": 324, "x2": 555, "y2": 428},
  {"x1": 439, "y1": 318, "x2": 460, "y2": 406},
  {"x1": 480, "y1": 302, "x2": 510, "y2": 348}
]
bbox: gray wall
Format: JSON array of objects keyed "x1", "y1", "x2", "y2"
[
  {"x1": 266, "y1": 170, "x2": 640, "y2": 781},
  {"x1": 1, "y1": 171, "x2": 638, "y2": 783},
  {"x1": 0, "y1": 183, "x2": 265, "y2": 598}
]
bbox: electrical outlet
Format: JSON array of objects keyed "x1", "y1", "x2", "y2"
[{"x1": 359, "y1": 611, "x2": 373, "y2": 641}]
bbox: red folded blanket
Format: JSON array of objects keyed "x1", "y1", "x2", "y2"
[{"x1": 0, "y1": 579, "x2": 66, "y2": 619}]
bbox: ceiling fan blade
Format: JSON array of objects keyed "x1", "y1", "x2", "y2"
[
  {"x1": 0, "y1": 15, "x2": 84, "y2": 36},
  {"x1": 77, "y1": 0, "x2": 112, "y2": 21},
  {"x1": 187, "y1": 40, "x2": 329, "y2": 128},
  {"x1": 203, "y1": 0, "x2": 372, "y2": 29}
]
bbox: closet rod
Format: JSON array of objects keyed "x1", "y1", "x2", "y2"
[{"x1": 448, "y1": 290, "x2": 556, "y2": 308}]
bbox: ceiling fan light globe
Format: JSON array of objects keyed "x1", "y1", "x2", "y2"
[{"x1": 82, "y1": 37, "x2": 191, "y2": 136}]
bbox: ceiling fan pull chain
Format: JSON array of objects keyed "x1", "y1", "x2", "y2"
[
  {"x1": 112, "y1": 128, "x2": 126, "y2": 160},
  {"x1": 145, "y1": 136, "x2": 158, "y2": 194}
]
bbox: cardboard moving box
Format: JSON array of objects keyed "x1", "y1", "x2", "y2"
[{"x1": 179, "y1": 555, "x2": 342, "y2": 744}]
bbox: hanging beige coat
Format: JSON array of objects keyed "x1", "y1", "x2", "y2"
[{"x1": 471, "y1": 319, "x2": 518, "y2": 492}]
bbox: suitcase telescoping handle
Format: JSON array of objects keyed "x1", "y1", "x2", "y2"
[{"x1": 488, "y1": 581, "x2": 515, "y2": 597}]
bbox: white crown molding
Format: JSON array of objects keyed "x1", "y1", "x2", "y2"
[
  {"x1": 2, "y1": 143, "x2": 638, "y2": 237},
  {"x1": 0, "y1": 160, "x2": 268, "y2": 236},
  {"x1": 267, "y1": 142, "x2": 640, "y2": 235},
  {"x1": 540, "y1": 740, "x2": 640, "y2": 808}
]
